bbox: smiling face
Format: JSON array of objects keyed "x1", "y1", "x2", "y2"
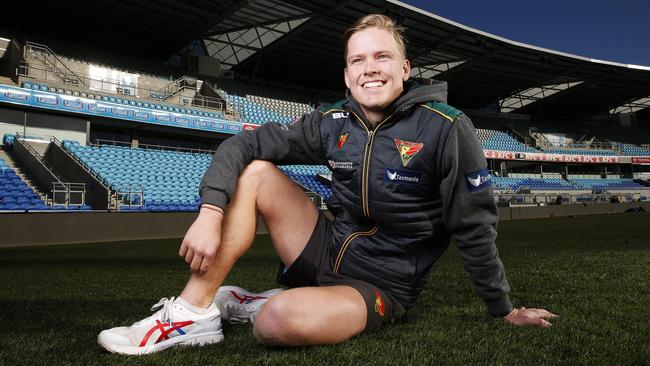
[{"x1": 344, "y1": 27, "x2": 410, "y2": 124}]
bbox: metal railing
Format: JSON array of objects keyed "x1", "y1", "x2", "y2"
[
  {"x1": 534, "y1": 138, "x2": 618, "y2": 151},
  {"x1": 18, "y1": 63, "x2": 225, "y2": 112},
  {"x1": 15, "y1": 133, "x2": 91, "y2": 207},
  {"x1": 15, "y1": 133, "x2": 64, "y2": 179},
  {"x1": 92, "y1": 139, "x2": 215, "y2": 155},
  {"x1": 112, "y1": 184, "x2": 145, "y2": 210},
  {"x1": 156, "y1": 76, "x2": 197, "y2": 100},
  {"x1": 52, "y1": 182, "x2": 86, "y2": 207},
  {"x1": 52, "y1": 135, "x2": 112, "y2": 209},
  {"x1": 23, "y1": 41, "x2": 87, "y2": 87}
]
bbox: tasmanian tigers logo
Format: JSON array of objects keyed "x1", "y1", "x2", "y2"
[{"x1": 394, "y1": 139, "x2": 424, "y2": 167}]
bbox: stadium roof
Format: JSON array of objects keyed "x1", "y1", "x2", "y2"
[{"x1": 3, "y1": 0, "x2": 650, "y2": 121}]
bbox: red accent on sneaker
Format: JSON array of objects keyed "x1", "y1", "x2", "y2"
[
  {"x1": 139, "y1": 319, "x2": 194, "y2": 347},
  {"x1": 230, "y1": 291, "x2": 269, "y2": 304}
]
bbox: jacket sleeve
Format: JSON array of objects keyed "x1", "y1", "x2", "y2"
[
  {"x1": 439, "y1": 114, "x2": 513, "y2": 317},
  {"x1": 199, "y1": 110, "x2": 327, "y2": 210}
]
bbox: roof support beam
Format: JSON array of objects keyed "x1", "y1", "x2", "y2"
[{"x1": 206, "y1": 13, "x2": 316, "y2": 36}]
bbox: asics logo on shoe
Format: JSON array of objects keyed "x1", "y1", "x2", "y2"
[
  {"x1": 230, "y1": 291, "x2": 269, "y2": 304},
  {"x1": 140, "y1": 319, "x2": 194, "y2": 347}
]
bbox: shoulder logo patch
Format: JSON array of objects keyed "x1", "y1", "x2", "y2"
[
  {"x1": 465, "y1": 168, "x2": 492, "y2": 192},
  {"x1": 394, "y1": 139, "x2": 424, "y2": 167}
]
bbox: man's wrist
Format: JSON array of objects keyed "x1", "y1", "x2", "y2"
[
  {"x1": 200, "y1": 204, "x2": 224, "y2": 215},
  {"x1": 485, "y1": 296, "x2": 513, "y2": 317},
  {"x1": 502, "y1": 308, "x2": 517, "y2": 319}
]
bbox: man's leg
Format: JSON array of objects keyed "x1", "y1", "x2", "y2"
[
  {"x1": 253, "y1": 286, "x2": 367, "y2": 346},
  {"x1": 180, "y1": 160, "x2": 321, "y2": 308},
  {"x1": 98, "y1": 160, "x2": 322, "y2": 354},
  {"x1": 182, "y1": 160, "x2": 368, "y2": 345}
]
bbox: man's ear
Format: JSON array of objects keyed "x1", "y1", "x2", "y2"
[
  {"x1": 402, "y1": 59, "x2": 411, "y2": 81},
  {"x1": 344, "y1": 68, "x2": 351, "y2": 88}
]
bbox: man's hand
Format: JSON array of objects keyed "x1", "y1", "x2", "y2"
[
  {"x1": 178, "y1": 204, "x2": 224, "y2": 273},
  {"x1": 504, "y1": 307, "x2": 558, "y2": 327}
]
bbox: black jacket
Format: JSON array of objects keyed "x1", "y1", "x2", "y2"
[{"x1": 200, "y1": 79, "x2": 512, "y2": 316}]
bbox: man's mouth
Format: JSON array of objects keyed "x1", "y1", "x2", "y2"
[{"x1": 362, "y1": 80, "x2": 385, "y2": 89}]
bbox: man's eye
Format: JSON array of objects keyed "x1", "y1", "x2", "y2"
[
  {"x1": 378, "y1": 54, "x2": 390, "y2": 60},
  {"x1": 350, "y1": 59, "x2": 361, "y2": 64}
]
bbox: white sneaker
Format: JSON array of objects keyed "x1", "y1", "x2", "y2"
[
  {"x1": 214, "y1": 286, "x2": 284, "y2": 324},
  {"x1": 97, "y1": 297, "x2": 224, "y2": 355}
]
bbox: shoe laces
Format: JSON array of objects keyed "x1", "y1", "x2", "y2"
[{"x1": 134, "y1": 297, "x2": 176, "y2": 326}]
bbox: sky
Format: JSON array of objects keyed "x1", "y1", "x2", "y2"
[{"x1": 402, "y1": 0, "x2": 650, "y2": 66}]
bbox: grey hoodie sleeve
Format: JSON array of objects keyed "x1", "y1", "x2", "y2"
[
  {"x1": 439, "y1": 114, "x2": 513, "y2": 317},
  {"x1": 199, "y1": 110, "x2": 326, "y2": 210}
]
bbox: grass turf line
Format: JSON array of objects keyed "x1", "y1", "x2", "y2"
[{"x1": 0, "y1": 212, "x2": 648, "y2": 365}]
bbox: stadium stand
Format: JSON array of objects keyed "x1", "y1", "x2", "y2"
[
  {"x1": 491, "y1": 177, "x2": 583, "y2": 191},
  {"x1": 17, "y1": 41, "x2": 227, "y2": 119},
  {"x1": 0, "y1": 157, "x2": 91, "y2": 211},
  {"x1": 62, "y1": 141, "x2": 210, "y2": 211},
  {"x1": 61, "y1": 140, "x2": 332, "y2": 211},
  {"x1": 217, "y1": 90, "x2": 313, "y2": 125},
  {"x1": 19, "y1": 80, "x2": 225, "y2": 120},
  {"x1": 279, "y1": 165, "x2": 332, "y2": 199},
  {"x1": 475, "y1": 128, "x2": 539, "y2": 153},
  {"x1": 542, "y1": 148, "x2": 618, "y2": 156},
  {"x1": 568, "y1": 178, "x2": 650, "y2": 191},
  {"x1": 615, "y1": 142, "x2": 650, "y2": 156},
  {"x1": 223, "y1": 93, "x2": 296, "y2": 125},
  {"x1": 492, "y1": 175, "x2": 649, "y2": 193}
]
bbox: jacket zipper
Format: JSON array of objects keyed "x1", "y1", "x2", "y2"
[
  {"x1": 352, "y1": 112, "x2": 396, "y2": 219},
  {"x1": 333, "y1": 224, "x2": 379, "y2": 273}
]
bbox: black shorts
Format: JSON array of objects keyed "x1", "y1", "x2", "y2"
[{"x1": 276, "y1": 211, "x2": 406, "y2": 330}]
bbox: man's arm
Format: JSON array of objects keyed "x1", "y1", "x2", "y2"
[
  {"x1": 180, "y1": 111, "x2": 326, "y2": 272},
  {"x1": 200, "y1": 111, "x2": 326, "y2": 211},
  {"x1": 439, "y1": 115, "x2": 557, "y2": 326}
]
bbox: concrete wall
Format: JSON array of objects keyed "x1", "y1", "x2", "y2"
[
  {"x1": 43, "y1": 142, "x2": 109, "y2": 209},
  {"x1": 25, "y1": 53, "x2": 171, "y2": 96},
  {"x1": 0, "y1": 211, "x2": 196, "y2": 247},
  {"x1": 0, "y1": 106, "x2": 87, "y2": 143},
  {"x1": 12, "y1": 138, "x2": 60, "y2": 193},
  {"x1": 0, "y1": 211, "x2": 269, "y2": 248}
]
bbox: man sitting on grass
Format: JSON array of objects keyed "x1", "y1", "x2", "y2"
[{"x1": 98, "y1": 14, "x2": 557, "y2": 355}]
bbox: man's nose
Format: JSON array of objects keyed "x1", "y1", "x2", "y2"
[{"x1": 363, "y1": 58, "x2": 379, "y2": 74}]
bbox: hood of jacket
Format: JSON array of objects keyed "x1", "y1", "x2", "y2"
[{"x1": 344, "y1": 78, "x2": 448, "y2": 121}]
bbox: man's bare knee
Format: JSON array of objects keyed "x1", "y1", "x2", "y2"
[
  {"x1": 239, "y1": 160, "x2": 278, "y2": 187},
  {"x1": 252, "y1": 295, "x2": 302, "y2": 346}
]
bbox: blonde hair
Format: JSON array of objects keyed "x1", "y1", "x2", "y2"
[{"x1": 342, "y1": 14, "x2": 407, "y2": 61}]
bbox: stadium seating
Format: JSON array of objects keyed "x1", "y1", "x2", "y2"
[
  {"x1": 0, "y1": 157, "x2": 92, "y2": 211},
  {"x1": 492, "y1": 175, "x2": 649, "y2": 192},
  {"x1": 491, "y1": 177, "x2": 583, "y2": 191},
  {"x1": 279, "y1": 165, "x2": 332, "y2": 199},
  {"x1": 220, "y1": 92, "x2": 312, "y2": 125},
  {"x1": 568, "y1": 178, "x2": 649, "y2": 191},
  {"x1": 63, "y1": 141, "x2": 210, "y2": 211},
  {"x1": 543, "y1": 148, "x2": 617, "y2": 156},
  {"x1": 615, "y1": 142, "x2": 650, "y2": 157},
  {"x1": 20, "y1": 81, "x2": 225, "y2": 120},
  {"x1": 475, "y1": 129, "x2": 539, "y2": 153},
  {"x1": 62, "y1": 141, "x2": 332, "y2": 211}
]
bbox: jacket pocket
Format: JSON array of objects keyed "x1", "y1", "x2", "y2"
[{"x1": 333, "y1": 224, "x2": 379, "y2": 274}]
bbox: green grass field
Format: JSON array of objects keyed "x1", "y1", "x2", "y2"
[{"x1": 1, "y1": 212, "x2": 649, "y2": 365}]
